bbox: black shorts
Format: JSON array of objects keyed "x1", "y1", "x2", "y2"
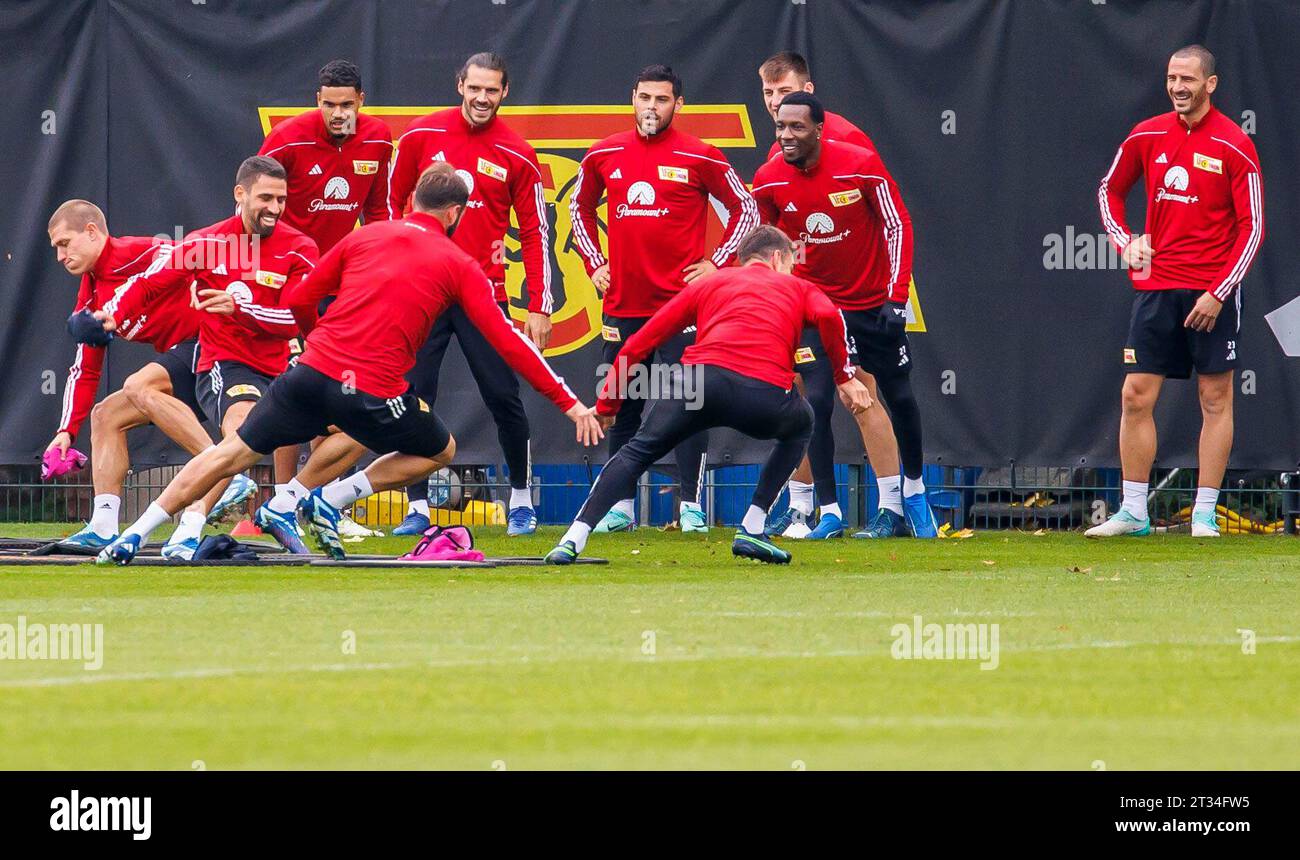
[
  {"x1": 151, "y1": 338, "x2": 205, "y2": 420},
  {"x1": 1125, "y1": 289, "x2": 1241, "y2": 379},
  {"x1": 600, "y1": 314, "x2": 697, "y2": 373},
  {"x1": 797, "y1": 307, "x2": 911, "y2": 379},
  {"x1": 196, "y1": 360, "x2": 275, "y2": 428},
  {"x1": 237, "y1": 364, "x2": 451, "y2": 458}
]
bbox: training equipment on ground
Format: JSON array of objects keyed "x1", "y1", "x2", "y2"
[{"x1": 400, "y1": 525, "x2": 484, "y2": 562}]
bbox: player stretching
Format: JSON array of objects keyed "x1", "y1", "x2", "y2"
[
  {"x1": 93, "y1": 156, "x2": 319, "y2": 556},
  {"x1": 752, "y1": 93, "x2": 938, "y2": 540},
  {"x1": 386, "y1": 52, "x2": 552, "y2": 536},
  {"x1": 570, "y1": 64, "x2": 759, "y2": 533},
  {"x1": 547, "y1": 226, "x2": 869, "y2": 566},
  {"x1": 98, "y1": 164, "x2": 601, "y2": 565},
  {"x1": 257, "y1": 59, "x2": 393, "y2": 536},
  {"x1": 47, "y1": 201, "x2": 253, "y2": 553},
  {"x1": 1089, "y1": 45, "x2": 1264, "y2": 538}
]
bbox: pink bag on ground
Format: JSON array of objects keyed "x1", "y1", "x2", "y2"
[
  {"x1": 41, "y1": 447, "x2": 88, "y2": 481},
  {"x1": 400, "y1": 525, "x2": 485, "y2": 562}
]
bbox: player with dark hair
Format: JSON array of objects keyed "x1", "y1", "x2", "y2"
[
  {"x1": 46, "y1": 201, "x2": 253, "y2": 552},
  {"x1": 570, "y1": 63, "x2": 759, "y2": 534},
  {"x1": 386, "y1": 51, "x2": 553, "y2": 536},
  {"x1": 547, "y1": 225, "x2": 869, "y2": 566},
  {"x1": 752, "y1": 92, "x2": 939, "y2": 540},
  {"x1": 1090, "y1": 44, "x2": 1264, "y2": 538},
  {"x1": 90, "y1": 156, "x2": 319, "y2": 557},
  {"x1": 98, "y1": 163, "x2": 601, "y2": 566}
]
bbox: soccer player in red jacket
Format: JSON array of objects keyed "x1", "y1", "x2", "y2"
[
  {"x1": 752, "y1": 92, "x2": 938, "y2": 541},
  {"x1": 94, "y1": 156, "x2": 319, "y2": 556},
  {"x1": 570, "y1": 64, "x2": 759, "y2": 533},
  {"x1": 758, "y1": 52, "x2": 876, "y2": 160},
  {"x1": 547, "y1": 226, "x2": 870, "y2": 566},
  {"x1": 99, "y1": 164, "x2": 601, "y2": 566},
  {"x1": 1089, "y1": 45, "x2": 1264, "y2": 539},
  {"x1": 385, "y1": 52, "x2": 552, "y2": 536},
  {"x1": 257, "y1": 59, "x2": 392, "y2": 533},
  {"x1": 44, "y1": 200, "x2": 245, "y2": 552}
]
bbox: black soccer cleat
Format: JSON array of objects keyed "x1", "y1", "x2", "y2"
[
  {"x1": 731, "y1": 529, "x2": 792, "y2": 564},
  {"x1": 544, "y1": 541, "x2": 579, "y2": 566}
]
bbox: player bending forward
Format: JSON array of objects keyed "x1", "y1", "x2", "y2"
[
  {"x1": 546, "y1": 225, "x2": 870, "y2": 566},
  {"x1": 98, "y1": 164, "x2": 601, "y2": 565}
]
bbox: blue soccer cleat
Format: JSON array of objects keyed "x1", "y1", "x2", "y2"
[
  {"x1": 254, "y1": 503, "x2": 311, "y2": 554},
  {"x1": 903, "y1": 493, "x2": 940, "y2": 539},
  {"x1": 161, "y1": 535, "x2": 200, "y2": 562},
  {"x1": 853, "y1": 507, "x2": 908, "y2": 539},
  {"x1": 732, "y1": 529, "x2": 792, "y2": 564},
  {"x1": 805, "y1": 512, "x2": 844, "y2": 540},
  {"x1": 544, "y1": 540, "x2": 579, "y2": 566},
  {"x1": 392, "y1": 511, "x2": 431, "y2": 536},
  {"x1": 59, "y1": 524, "x2": 118, "y2": 552},
  {"x1": 96, "y1": 533, "x2": 142, "y2": 566},
  {"x1": 298, "y1": 490, "x2": 345, "y2": 560},
  {"x1": 594, "y1": 508, "x2": 636, "y2": 533},
  {"x1": 506, "y1": 506, "x2": 538, "y2": 536},
  {"x1": 679, "y1": 502, "x2": 709, "y2": 533},
  {"x1": 207, "y1": 474, "x2": 258, "y2": 524}
]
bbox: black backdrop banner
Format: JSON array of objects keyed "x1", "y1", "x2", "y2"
[{"x1": 2, "y1": 0, "x2": 1296, "y2": 469}]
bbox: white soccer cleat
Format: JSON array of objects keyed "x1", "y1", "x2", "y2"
[
  {"x1": 1085, "y1": 509, "x2": 1151, "y2": 538},
  {"x1": 337, "y1": 512, "x2": 382, "y2": 539},
  {"x1": 1190, "y1": 510, "x2": 1221, "y2": 538}
]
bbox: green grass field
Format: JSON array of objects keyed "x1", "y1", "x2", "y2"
[{"x1": 0, "y1": 522, "x2": 1296, "y2": 769}]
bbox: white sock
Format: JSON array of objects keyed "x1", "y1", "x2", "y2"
[
  {"x1": 741, "y1": 505, "x2": 767, "y2": 534},
  {"x1": 408, "y1": 498, "x2": 430, "y2": 517},
  {"x1": 1193, "y1": 487, "x2": 1220, "y2": 518},
  {"x1": 123, "y1": 502, "x2": 172, "y2": 542},
  {"x1": 171, "y1": 510, "x2": 206, "y2": 544},
  {"x1": 268, "y1": 478, "x2": 310, "y2": 514},
  {"x1": 509, "y1": 487, "x2": 533, "y2": 510},
  {"x1": 787, "y1": 480, "x2": 814, "y2": 515},
  {"x1": 876, "y1": 476, "x2": 903, "y2": 515},
  {"x1": 89, "y1": 494, "x2": 121, "y2": 537},
  {"x1": 820, "y1": 502, "x2": 842, "y2": 520},
  {"x1": 903, "y1": 475, "x2": 926, "y2": 497},
  {"x1": 1121, "y1": 480, "x2": 1149, "y2": 519},
  {"x1": 613, "y1": 498, "x2": 635, "y2": 519},
  {"x1": 562, "y1": 521, "x2": 592, "y2": 553},
  {"x1": 324, "y1": 472, "x2": 373, "y2": 509}
]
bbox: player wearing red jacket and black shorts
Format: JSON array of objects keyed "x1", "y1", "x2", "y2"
[
  {"x1": 1088, "y1": 45, "x2": 1264, "y2": 539},
  {"x1": 547, "y1": 226, "x2": 870, "y2": 566},
  {"x1": 570, "y1": 64, "x2": 759, "y2": 533},
  {"x1": 752, "y1": 92, "x2": 939, "y2": 540},
  {"x1": 385, "y1": 53, "x2": 554, "y2": 536},
  {"x1": 98, "y1": 164, "x2": 601, "y2": 566},
  {"x1": 45, "y1": 200, "x2": 219, "y2": 551}
]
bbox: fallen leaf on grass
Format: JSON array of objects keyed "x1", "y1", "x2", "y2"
[
  {"x1": 1067, "y1": 566, "x2": 1093, "y2": 574},
  {"x1": 982, "y1": 560, "x2": 996, "y2": 566}
]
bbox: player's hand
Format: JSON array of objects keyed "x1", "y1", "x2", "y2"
[
  {"x1": 1122, "y1": 234, "x2": 1154, "y2": 271},
  {"x1": 46, "y1": 431, "x2": 72, "y2": 457},
  {"x1": 565, "y1": 402, "x2": 605, "y2": 446},
  {"x1": 91, "y1": 309, "x2": 118, "y2": 333},
  {"x1": 1185, "y1": 292, "x2": 1223, "y2": 332},
  {"x1": 525, "y1": 312, "x2": 552, "y2": 350},
  {"x1": 196, "y1": 289, "x2": 235, "y2": 315},
  {"x1": 591, "y1": 264, "x2": 611, "y2": 295},
  {"x1": 836, "y1": 377, "x2": 873, "y2": 415},
  {"x1": 881, "y1": 299, "x2": 909, "y2": 332},
  {"x1": 682, "y1": 259, "x2": 718, "y2": 284}
]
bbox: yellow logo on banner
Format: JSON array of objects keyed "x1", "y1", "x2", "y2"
[
  {"x1": 658, "y1": 165, "x2": 689, "y2": 183},
  {"x1": 353, "y1": 160, "x2": 380, "y2": 175},
  {"x1": 254, "y1": 270, "x2": 286, "y2": 288},
  {"x1": 829, "y1": 188, "x2": 862, "y2": 207},
  {"x1": 226, "y1": 384, "x2": 261, "y2": 398},
  {"x1": 1193, "y1": 153, "x2": 1223, "y2": 175},
  {"x1": 601, "y1": 325, "x2": 621, "y2": 342},
  {"x1": 794, "y1": 346, "x2": 816, "y2": 364},
  {"x1": 477, "y1": 157, "x2": 508, "y2": 181}
]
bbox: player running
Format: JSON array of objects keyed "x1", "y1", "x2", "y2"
[
  {"x1": 1089, "y1": 45, "x2": 1264, "y2": 539},
  {"x1": 92, "y1": 156, "x2": 319, "y2": 556},
  {"x1": 97, "y1": 164, "x2": 601, "y2": 566},
  {"x1": 385, "y1": 52, "x2": 552, "y2": 537},
  {"x1": 570, "y1": 64, "x2": 759, "y2": 533},
  {"x1": 257, "y1": 58, "x2": 393, "y2": 537},
  {"x1": 752, "y1": 92, "x2": 938, "y2": 540},
  {"x1": 546, "y1": 226, "x2": 869, "y2": 566}
]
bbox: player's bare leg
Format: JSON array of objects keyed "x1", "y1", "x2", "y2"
[
  {"x1": 855, "y1": 371, "x2": 902, "y2": 483},
  {"x1": 294, "y1": 432, "x2": 368, "y2": 488},
  {"x1": 88, "y1": 391, "x2": 148, "y2": 500},
  {"x1": 1191, "y1": 371, "x2": 1233, "y2": 536},
  {"x1": 122, "y1": 364, "x2": 212, "y2": 457},
  {"x1": 1088, "y1": 372, "x2": 1163, "y2": 537}
]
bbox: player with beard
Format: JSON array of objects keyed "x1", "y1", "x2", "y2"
[
  {"x1": 752, "y1": 93, "x2": 939, "y2": 540},
  {"x1": 93, "y1": 156, "x2": 319, "y2": 555},
  {"x1": 47, "y1": 200, "x2": 254, "y2": 553},
  {"x1": 385, "y1": 52, "x2": 552, "y2": 537},
  {"x1": 570, "y1": 64, "x2": 759, "y2": 534}
]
